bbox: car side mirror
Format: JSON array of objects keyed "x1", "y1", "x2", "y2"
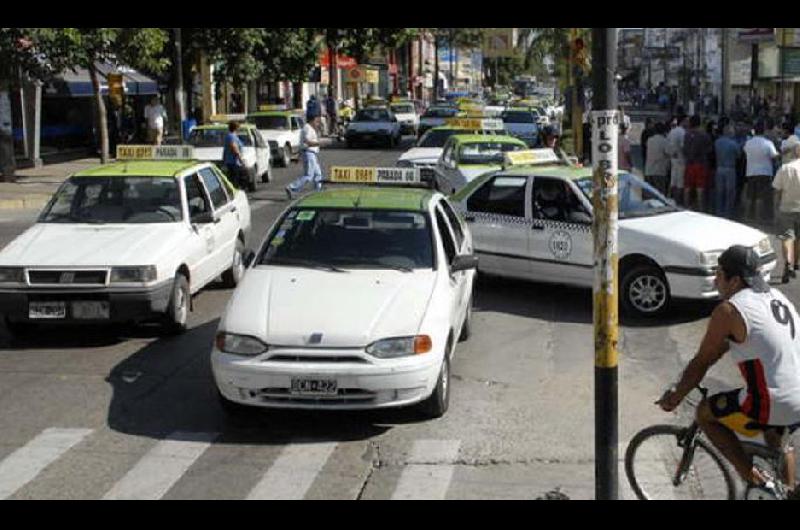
[
  {"x1": 191, "y1": 211, "x2": 216, "y2": 224},
  {"x1": 243, "y1": 250, "x2": 256, "y2": 268},
  {"x1": 451, "y1": 254, "x2": 478, "y2": 272}
]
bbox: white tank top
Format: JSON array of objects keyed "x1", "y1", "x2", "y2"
[{"x1": 728, "y1": 288, "x2": 800, "y2": 425}]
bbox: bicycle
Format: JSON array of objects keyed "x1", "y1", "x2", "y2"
[{"x1": 625, "y1": 385, "x2": 799, "y2": 500}]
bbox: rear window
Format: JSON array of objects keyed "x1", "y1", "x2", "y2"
[
  {"x1": 501, "y1": 111, "x2": 535, "y2": 124},
  {"x1": 423, "y1": 107, "x2": 458, "y2": 118}
]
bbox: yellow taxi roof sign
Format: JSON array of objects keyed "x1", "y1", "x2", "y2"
[
  {"x1": 209, "y1": 113, "x2": 247, "y2": 123},
  {"x1": 504, "y1": 149, "x2": 560, "y2": 167},
  {"x1": 258, "y1": 104, "x2": 287, "y2": 112},
  {"x1": 117, "y1": 144, "x2": 195, "y2": 161},
  {"x1": 444, "y1": 118, "x2": 504, "y2": 131},
  {"x1": 328, "y1": 166, "x2": 420, "y2": 185}
]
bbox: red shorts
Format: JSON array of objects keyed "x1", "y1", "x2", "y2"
[{"x1": 684, "y1": 163, "x2": 710, "y2": 189}]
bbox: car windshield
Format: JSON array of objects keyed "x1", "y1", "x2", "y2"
[
  {"x1": 575, "y1": 173, "x2": 679, "y2": 219},
  {"x1": 188, "y1": 129, "x2": 253, "y2": 147},
  {"x1": 457, "y1": 142, "x2": 525, "y2": 165},
  {"x1": 423, "y1": 107, "x2": 459, "y2": 118},
  {"x1": 250, "y1": 115, "x2": 288, "y2": 130},
  {"x1": 391, "y1": 104, "x2": 415, "y2": 114},
  {"x1": 501, "y1": 111, "x2": 535, "y2": 124},
  {"x1": 417, "y1": 129, "x2": 464, "y2": 148},
  {"x1": 355, "y1": 109, "x2": 391, "y2": 122},
  {"x1": 259, "y1": 208, "x2": 434, "y2": 271},
  {"x1": 39, "y1": 176, "x2": 183, "y2": 224}
]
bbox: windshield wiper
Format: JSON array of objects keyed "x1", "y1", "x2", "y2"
[{"x1": 330, "y1": 260, "x2": 414, "y2": 273}]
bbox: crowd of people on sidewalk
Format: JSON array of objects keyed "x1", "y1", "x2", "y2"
[{"x1": 638, "y1": 112, "x2": 800, "y2": 283}]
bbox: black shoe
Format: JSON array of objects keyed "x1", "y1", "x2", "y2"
[
  {"x1": 794, "y1": 264, "x2": 799, "y2": 272},
  {"x1": 783, "y1": 268, "x2": 792, "y2": 284}
]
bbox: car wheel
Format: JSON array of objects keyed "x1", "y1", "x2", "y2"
[
  {"x1": 458, "y1": 296, "x2": 472, "y2": 342},
  {"x1": 161, "y1": 273, "x2": 190, "y2": 335},
  {"x1": 281, "y1": 145, "x2": 291, "y2": 167},
  {"x1": 420, "y1": 350, "x2": 451, "y2": 419},
  {"x1": 221, "y1": 239, "x2": 246, "y2": 288},
  {"x1": 621, "y1": 264, "x2": 671, "y2": 318}
]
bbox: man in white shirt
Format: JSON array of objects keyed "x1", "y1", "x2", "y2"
[
  {"x1": 773, "y1": 136, "x2": 800, "y2": 283},
  {"x1": 666, "y1": 115, "x2": 688, "y2": 204},
  {"x1": 744, "y1": 122, "x2": 780, "y2": 221},
  {"x1": 144, "y1": 96, "x2": 167, "y2": 145},
  {"x1": 286, "y1": 114, "x2": 322, "y2": 199}
]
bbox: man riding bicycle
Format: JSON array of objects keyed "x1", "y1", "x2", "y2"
[{"x1": 658, "y1": 245, "x2": 800, "y2": 494}]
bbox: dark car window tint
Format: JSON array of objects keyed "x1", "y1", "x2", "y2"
[{"x1": 467, "y1": 176, "x2": 527, "y2": 217}]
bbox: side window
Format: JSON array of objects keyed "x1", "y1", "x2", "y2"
[
  {"x1": 434, "y1": 208, "x2": 457, "y2": 266},
  {"x1": 466, "y1": 176, "x2": 527, "y2": 217},
  {"x1": 198, "y1": 167, "x2": 229, "y2": 209},
  {"x1": 532, "y1": 177, "x2": 591, "y2": 223},
  {"x1": 184, "y1": 174, "x2": 211, "y2": 217},
  {"x1": 439, "y1": 199, "x2": 465, "y2": 248}
]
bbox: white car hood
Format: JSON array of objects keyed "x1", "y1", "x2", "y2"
[
  {"x1": 222, "y1": 267, "x2": 437, "y2": 348},
  {"x1": 193, "y1": 146, "x2": 256, "y2": 165},
  {"x1": 621, "y1": 211, "x2": 768, "y2": 255},
  {"x1": 399, "y1": 147, "x2": 443, "y2": 165},
  {"x1": 0, "y1": 223, "x2": 189, "y2": 267}
]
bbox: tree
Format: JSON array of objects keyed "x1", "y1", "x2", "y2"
[
  {"x1": 33, "y1": 28, "x2": 169, "y2": 163},
  {"x1": 428, "y1": 28, "x2": 485, "y2": 98}
]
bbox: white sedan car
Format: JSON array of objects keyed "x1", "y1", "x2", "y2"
[
  {"x1": 452, "y1": 153, "x2": 777, "y2": 317},
  {"x1": 390, "y1": 101, "x2": 419, "y2": 136},
  {"x1": 187, "y1": 124, "x2": 272, "y2": 191},
  {"x1": 212, "y1": 179, "x2": 476, "y2": 418},
  {"x1": 345, "y1": 107, "x2": 402, "y2": 148}
]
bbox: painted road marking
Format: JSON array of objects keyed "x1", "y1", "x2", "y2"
[
  {"x1": 246, "y1": 442, "x2": 338, "y2": 500},
  {"x1": 392, "y1": 440, "x2": 461, "y2": 500}
]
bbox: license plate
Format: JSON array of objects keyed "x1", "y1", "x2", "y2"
[
  {"x1": 72, "y1": 301, "x2": 110, "y2": 320},
  {"x1": 290, "y1": 378, "x2": 338, "y2": 396},
  {"x1": 29, "y1": 301, "x2": 66, "y2": 319}
]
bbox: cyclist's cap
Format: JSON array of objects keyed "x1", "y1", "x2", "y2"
[{"x1": 718, "y1": 245, "x2": 770, "y2": 293}]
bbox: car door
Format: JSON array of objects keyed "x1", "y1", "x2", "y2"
[
  {"x1": 198, "y1": 167, "x2": 240, "y2": 278},
  {"x1": 433, "y1": 204, "x2": 468, "y2": 340},
  {"x1": 252, "y1": 130, "x2": 270, "y2": 177},
  {"x1": 462, "y1": 174, "x2": 532, "y2": 280},
  {"x1": 528, "y1": 176, "x2": 593, "y2": 286},
  {"x1": 439, "y1": 198, "x2": 474, "y2": 321},
  {"x1": 290, "y1": 117, "x2": 303, "y2": 152},
  {"x1": 183, "y1": 172, "x2": 218, "y2": 290}
]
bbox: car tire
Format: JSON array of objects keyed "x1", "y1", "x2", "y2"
[
  {"x1": 420, "y1": 351, "x2": 451, "y2": 419},
  {"x1": 621, "y1": 264, "x2": 671, "y2": 318},
  {"x1": 161, "y1": 273, "x2": 190, "y2": 336},
  {"x1": 221, "y1": 239, "x2": 246, "y2": 288},
  {"x1": 458, "y1": 296, "x2": 472, "y2": 342},
  {"x1": 281, "y1": 145, "x2": 291, "y2": 167}
]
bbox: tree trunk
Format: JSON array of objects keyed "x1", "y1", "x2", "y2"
[{"x1": 89, "y1": 62, "x2": 109, "y2": 164}]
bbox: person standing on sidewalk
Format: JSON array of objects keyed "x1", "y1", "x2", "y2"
[
  {"x1": 773, "y1": 136, "x2": 800, "y2": 283},
  {"x1": 744, "y1": 122, "x2": 780, "y2": 222},
  {"x1": 666, "y1": 115, "x2": 689, "y2": 205},
  {"x1": 286, "y1": 114, "x2": 323, "y2": 199},
  {"x1": 645, "y1": 122, "x2": 670, "y2": 195},
  {"x1": 222, "y1": 121, "x2": 247, "y2": 189},
  {"x1": 144, "y1": 96, "x2": 167, "y2": 145},
  {"x1": 714, "y1": 125, "x2": 742, "y2": 219},
  {"x1": 683, "y1": 115, "x2": 713, "y2": 211}
]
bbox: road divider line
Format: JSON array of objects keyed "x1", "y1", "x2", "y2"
[
  {"x1": 246, "y1": 442, "x2": 337, "y2": 500},
  {"x1": 391, "y1": 440, "x2": 461, "y2": 500},
  {"x1": 102, "y1": 431, "x2": 218, "y2": 500},
  {"x1": 0, "y1": 427, "x2": 93, "y2": 499}
]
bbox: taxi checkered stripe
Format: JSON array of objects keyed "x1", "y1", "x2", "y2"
[{"x1": 471, "y1": 211, "x2": 591, "y2": 233}]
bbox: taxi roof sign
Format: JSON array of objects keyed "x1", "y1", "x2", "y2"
[
  {"x1": 258, "y1": 104, "x2": 287, "y2": 112},
  {"x1": 208, "y1": 113, "x2": 247, "y2": 123},
  {"x1": 503, "y1": 149, "x2": 560, "y2": 167},
  {"x1": 328, "y1": 166, "x2": 420, "y2": 185},
  {"x1": 117, "y1": 144, "x2": 195, "y2": 161},
  {"x1": 444, "y1": 118, "x2": 504, "y2": 130}
]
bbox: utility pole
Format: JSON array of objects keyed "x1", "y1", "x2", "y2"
[
  {"x1": 173, "y1": 28, "x2": 187, "y2": 139},
  {"x1": 590, "y1": 27, "x2": 619, "y2": 501}
]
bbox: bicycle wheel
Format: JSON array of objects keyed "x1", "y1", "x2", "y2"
[{"x1": 625, "y1": 424, "x2": 737, "y2": 500}]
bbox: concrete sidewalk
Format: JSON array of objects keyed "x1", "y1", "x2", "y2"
[{"x1": 0, "y1": 158, "x2": 101, "y2": 210}]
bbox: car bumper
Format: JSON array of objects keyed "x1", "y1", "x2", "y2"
[
  {"x1": 0, "y1": 280, "x2": 173, "y2": 324},
  {"x1": 665, "y1": 255, "x2": 777, "y2": 299},
  {"x1": 212, "y1": 349, "x2": 441, "y2": 410}
]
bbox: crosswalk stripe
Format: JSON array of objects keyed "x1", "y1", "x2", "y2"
[
  {"x1": 0, "y1": 427, "x2": 93, "y2": 500},
  {"x1": 392, "y1": 440, "x2": 461, "y2": 500},
  {"x1": 246, "y1": 442, "x2": 337, "y2": 500},
  {"x1": 102, "y1": 432, "x2": 218, "y2": 500}
]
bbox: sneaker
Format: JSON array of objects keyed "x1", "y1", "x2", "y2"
[{"x1": 285, "y1": 187, "x2": 293, "y2": 201}]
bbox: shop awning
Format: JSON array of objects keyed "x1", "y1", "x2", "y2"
[{"x1": 43, "y1": 61, "x2": 158, "y2": 98}]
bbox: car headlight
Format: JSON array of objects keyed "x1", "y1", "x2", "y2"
[
  {"x1": 0, "y1": 267, "x2": 24, "y2": 283},
  {"x1": 110, "y1": 266, "x2": 157, "y2": 283},
  {"x1": 757, "y1": 237, "x2": 773, "y2": 255},
  {"x1": 215, "y1": 332, "x2": 269, "y2": 356},
  {"x1": 366, "y1": 335, "x2": 432, "y2": 359},
  {"x1": 397, "y1": 159, "x2": 414, "y2": 168},
  {"x1": 700, "y1": 251, "x2": 722, "y2": 268}
]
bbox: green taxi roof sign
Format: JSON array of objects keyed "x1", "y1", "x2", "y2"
[{"x1": 116, "y1": 144, "x2": 195, "y2": 161}]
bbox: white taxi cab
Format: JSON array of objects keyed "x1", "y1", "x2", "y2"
[
  {"x1": 452, "y1": 149, "x2": 777, "y2": 317},
  {"x1": 246, "y1": 106, "x2": 304, "y2": 167},
  {"x1": 0, "y1": 145, "x2": 252, "y2": 336},
  {"x1": 345, "y1": 107, "x2": 402, "y2": 148},
  {"x1": 212, "y1": 167, "x2": 477, "y2": 418},
  {"x1": 389, "y1": 101, "x2": 420, "y2": 136},
  {"x1": 187, "y1": 122, "x2": 272, "y2": 191}
]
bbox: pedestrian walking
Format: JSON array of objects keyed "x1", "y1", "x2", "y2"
[
  {"x1": 666, "y1": 115, "x2": 689, "y2": 204},
  {"x1": 683, "y1": 115, "x2": 713, "y2": 211},
  {"x1": 744, "y1": 122, "x2": 780, "y2": 222},
  {"x1": 773, "y1": 136, "x2": 800, "y2": 283},
  {"x1": 144, "y1": 96, "x2": 167, "y2": 145},
  {"x1": 645, "y1": 122, "x2": 670, "y2": 195},
  {"x1": 222, "y1": 121, "x2": 247, "y2": 189},
  {"x1": 714, "y1": 125, "x2": 742, "y2": 219},
  {"x1": 306, "y1": 95, "x2": 320, "y2": 119},
  {"x1": 285, "y1": 114, "x2": 323, "y2": 199}
]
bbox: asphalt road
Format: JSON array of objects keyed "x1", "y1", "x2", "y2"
[{"x1": 0, "y1": 136, "x2": 797, "y2": 499}]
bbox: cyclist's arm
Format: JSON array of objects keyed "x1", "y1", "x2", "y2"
[{"x1": 661, "y1": 302, "x2": 739, "y2": 410}]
